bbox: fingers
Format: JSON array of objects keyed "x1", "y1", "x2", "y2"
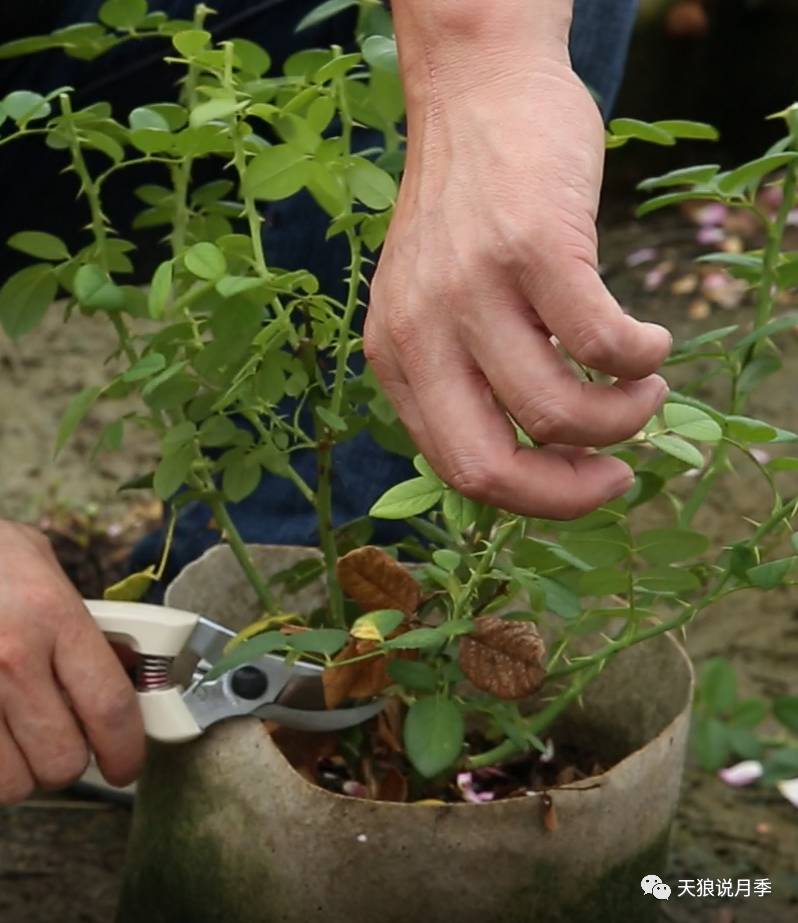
[
  {"x1": 377, "y1": 336, "x2": 634, "y2": 519},
  {"x1": 520, "y1": 256, "x2": 672, "y2": 380},
  {"x1": 54, "y1": 610, "x2": 145, "y2": 787},
  {"x1": 2, "y1": 672, "x2": 89, "y2": 792},
  {"x1": 469, "y1": 297, "x2": 668, "y2": 446},
  {"x1": 0, "y1": 720, "x2": 34, "y2": 805}
]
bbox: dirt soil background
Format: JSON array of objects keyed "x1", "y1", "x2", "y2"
[{"x1": 1, "y1": 211, "x2": 798, "y2": 922}]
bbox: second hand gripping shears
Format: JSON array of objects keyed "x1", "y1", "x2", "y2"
[{"x1": 85, "y1": 600, "x2": 383, "y2": 743}]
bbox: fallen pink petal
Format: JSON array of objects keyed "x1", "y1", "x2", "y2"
[
  {"x1": 718, "y1": 761, "x2": 764, "y2": 787},
  {"x1": 776, "y1": 778, "x2": 798, "y2": 808}
]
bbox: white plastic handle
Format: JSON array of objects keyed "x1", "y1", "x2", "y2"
[
  {"x1": 85, "y1": 599, "x2": 199, "y2": 657},
  {"x1": 85, "y1": 599, "x2": 203, "y2": 743}
]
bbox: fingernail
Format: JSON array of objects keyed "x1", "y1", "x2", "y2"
[
  {"x1": 651, "y1": 374, "x2": 669, "y2": 403},
  {"x1": 607, "y1": 472, "x2": 635, "y2": 502},
  {"x1": 645, "y1": 322, "x2": 673, "y2": 352}
]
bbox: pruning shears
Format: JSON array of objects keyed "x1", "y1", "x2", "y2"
[{"x1": 85, "y1": 600, "x2": 384, "y2": 743}]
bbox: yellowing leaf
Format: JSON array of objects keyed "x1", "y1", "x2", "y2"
[{"x1": 103, "y1": 566, "x2": 157, "y2": 602}]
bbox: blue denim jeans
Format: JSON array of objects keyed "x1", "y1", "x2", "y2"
[{"x1": 0, "y1": 0, "x2": 638, "y2": 589}]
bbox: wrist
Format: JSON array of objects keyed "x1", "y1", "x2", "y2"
[{"x1": 393, "y1": 0, "x2": 573, "y2": 108}]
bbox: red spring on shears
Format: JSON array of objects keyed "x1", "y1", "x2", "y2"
[{"x1": 137, "y1": 655, "x2": 174, "y2": 691}]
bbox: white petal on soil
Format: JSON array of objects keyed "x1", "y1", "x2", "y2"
[
  {"x1": 717, "y1": 760, "x2": 763, "y2": 787},
  {"x1": 776, "y1": 777, "x2": 798, "y2": 809}
]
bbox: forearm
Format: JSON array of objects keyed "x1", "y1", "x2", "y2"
[{"x1": 392, "y1": 0, "x2": 573, "y2": 108}]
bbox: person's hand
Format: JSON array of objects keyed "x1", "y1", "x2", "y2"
[
  {"x1": 0, "y1": 520, "x2": 145, "y2": 804},
  {"x1": 366, "y1": 14, "x2": 671, "y2": 520}
]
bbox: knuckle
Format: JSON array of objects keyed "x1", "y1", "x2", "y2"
[
  {"x1": 37, "y1": 744, "x2": 90, "y2": 791},
  {"x1": 92, "y1": 681, "x2": 138, "y2": 732},
  {"x1": 569, "y1": 322, "x2": 616, "y2": 369},
  {"x1": 516, "y1": 391, "x2": 569, "y2": 443},
  {"x1": 446, "y1": 458, "x2": 496, "y2": 501},
  {"x1": 0, "y1": 636, "x2": 32, "y2": 680}
]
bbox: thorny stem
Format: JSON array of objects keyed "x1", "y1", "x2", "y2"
[
  {"x1": 61, "y1": 93, "x2": 138, "y2": 367},
  {"x1": 207, "y1": 493, "x2": 277, "y2": 613},
  {"x1": 680, "y1": 161, "x2": 798, "y2": 527}
]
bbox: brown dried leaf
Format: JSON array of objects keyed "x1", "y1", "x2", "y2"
[
  {"x1": 375, "y1": 698, "x2": 404, "y2": 754},
  {"x1": 541, "y1": 793, "x2": 559, "y2": 833},
  {"x1": 264, "y1": 723, "x2": 337, "y2": 777},
  {"x1": 458, "y1": 617, "x2": 546, "y2": 700},
  {"x1": 377, "y1": 766, "x2": 409, "y2": 803},
  {"x1": 322, "y1": 638, "x2": 393, "y2": 709},
  {"x1": 336, "y1": 546, "x2": 421, "y2": 616}
]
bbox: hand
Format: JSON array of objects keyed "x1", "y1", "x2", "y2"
[
  {"x1": 0, "y1": 520, "x2": 145, "y2": 804},
  {"x1": 366, "y1": 42, "x2": 671, "y2": 519}
]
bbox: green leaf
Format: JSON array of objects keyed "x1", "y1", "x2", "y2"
[
  {"x1": 404, "y1": 697, "x2": 465, "y2": 778},
  {"x1": 387, "y1": 660, "x2": 438, "y2": 693},
  {"x1": 442, "y1": 490, "x2": 478, "y2": 532},
  {"x1": 122, "y1": 352, "x2": 166, "y2": 382},
  {"x1": 539, "y1": 577, "x2": 582, "y2": 619},
  {"x1": 204, "y1": 631, "x2": 289, "y2": 681},
  {"x1": 74, "y1": 263, "x2": 125, "y2": 311},
  {"x1": 190, "y1": 97, "x2": 244, "y2": 127},
  {"x1": 288, "y1": 628, "x2": 349, "y2": 656},
  {"x1": 724, "y1": 415, "x2": 778, "y2": 444},
  {"x1": 737, "y1": 354, "x2": 782, "y2": 397},
  {"x1": 675, "y1": 324, "x2": 739, "y2": 353},
  {"x1": 369, "y1": 477, "x2": 443, "y2": 520},
  {"x1": 316, "y1": 405, "x2": 348, "y2": 432},
  {"x1": 296, "y1": 0, "x2": 358, "y2": 32},
  {"x1": 103, "y1": 566, "x2": 157, "y2": 602},
  {"x1": 99, "y1": 0, "x2": 148, "y2": 29},
  {"x1": 184, "y1": 242, "x2": 227, "y2": 280},
  {"x1": 347, "y1": 157, "x2": 397, "y2": 209},
  {"x1": 746, "y1": 557, "x2": 797, "y2": 589},
  {"x1": 637, "y1": 566, "x2": 700, "y2": 595},
  {"x1": 2, "y1": 90, "x2": 51, "y2": 123},
  {"x1": 578, "y1": 568, "x2": 629, "y2": 596},
  {"x1": 734, "y1": 310, "x2": 798, "y2": 351},
  {"x1": 663, "y1": 403, "x2": 722, "y2": 442},
  {"x1": 129, "y1": 106, "x2": 170, "y2": 132},
  {"x1": 717, "y1": 153, "x2": 798, "y2": 197},
  {"x1": 7, "y1": 231, "x2": 69, "y2": 261},
  {"x1": 774, "y1": 697, "x2": 798, "y2": 734},
  {"x1": 636, "y1": 528, "x2": 709, "y2": 565},
  {"x1": 172, "y1": 29, "x2": 211, "y2": 58},
  {"x1": 231, "y1": 38, "x2": 271, "y2": 76},
  {"x1": 699, "y1": 658, "x2": 737, "y2": 716},
  {"x1": 0, "y1": 264, "x2": 57, "y2": 338},
  {"x1": 638, "y1": 164, "x2": 721, "y2": 192},
  {"x1": 561, "y1": 525, "x2": 629, "y2": 568},
  {"x1": 223, "y1": 453, "x2": 262, "y2": 503},
  {"x1": 148, "y1": 260, "x2": 173, "y2": 318},
  {"x1": 55, "y1": 385, "x2": 103, "y2": 456},
  {"x1": 636, "y1": 191, "x2": 722, "y2": 218},
  {"x1": 609, "y1": 118, "x2": 675, "y2": 146},
  {"x1": 652, "y1": 120, "x2": 719, "y2": 141},
  {"x1": 351, "y1": 609, "x2": 405, "y2": 642},
  {"x1": 649, "y1": 434, "x2": 704, "y2": 469},
  {"x1": 153, "y1": 444, "x2": 194, "y2": 499},
  {"x1": 199, "y1": 416, "x2": 239, "y2": 447},
  {"x1": 693, "y1": 716, "x2": 731, "y2": 772},
  {"x1": 432, "y1": 549, "x2": 461, "y2": 573},
  {"x1": 243, "y1": 145, "x2": 309, "y2": 201},
  {"x1": 383, "y1": 628, "x2": 446, "y2": 651},
  {"x1": 362, "y1": 35, "x2": 398, "y2": 73}
]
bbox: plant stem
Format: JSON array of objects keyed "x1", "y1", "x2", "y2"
[
  {"x1": 467, "y1": 662, "x2": 604, "y2": 770},
  {"x1": 452, "y1": 517, "x2": 519, "y2": 620},
  {"x1": 680, "y1": 164, "x2": 798, "y2": 527},
  {"x1": 208, "y1": 494, "x2": 278, "y2": 613}
]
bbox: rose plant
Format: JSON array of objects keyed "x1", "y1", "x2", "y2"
[{"x1": 0, "y1": 0, "x2": 797, "y2": 801}]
